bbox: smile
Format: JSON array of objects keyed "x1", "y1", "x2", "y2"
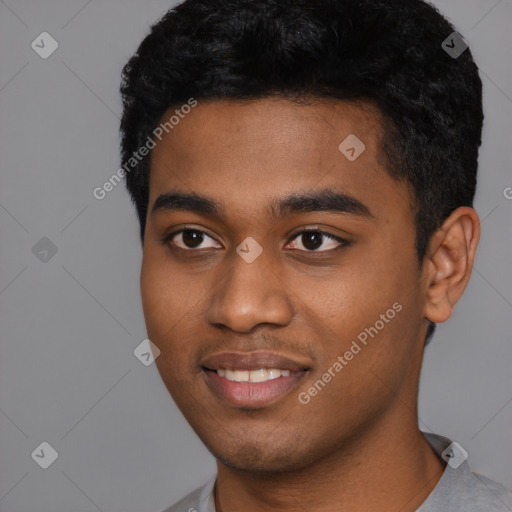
[
  {"x1": 203, "y1": 367, "x2": 308, "y2": 408},
  {"x1": 217, "y1": 368, "x2": 291, "y2": 382},
  {"x1": 200, "y1": 351, "x2": 311, "y2": 408}
]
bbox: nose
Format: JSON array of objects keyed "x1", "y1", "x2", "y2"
[{"x1": 206, "y1": 250, "x2": 294, "y2": 333}]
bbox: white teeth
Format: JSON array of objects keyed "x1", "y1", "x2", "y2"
[
  {"x1": 266, "y1": 369, "x2": 281, "y2": 379},
  {"x1": 233, "y1": 370, "x2": 249, "y2": 382},
  {"x1": 249, "y1": 369, "x2": 269, "y2": 382},
  {"x1": 216, "y1": 368, "x2": 291, "y2": 382}
]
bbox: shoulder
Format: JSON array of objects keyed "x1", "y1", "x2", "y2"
[
  {"x1": 161, "y1": 488, "x2": 201, "y2": 512},
  {"x1": 418, "y1": 467, "x2": 512, "y2": 511},
  {"x1": 160, "y1": 477, "x2": 216, "y2": 512},
  {"x1": 466, "y1": 472, "x2": 512, "y2": 511},
  {"x1": 419, "y1": 432, "x2": 512, "y2": 511}
]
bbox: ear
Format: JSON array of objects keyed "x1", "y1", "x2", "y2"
[{"x1": 422, "y1": 207, "x2": 481, "y2": 324}]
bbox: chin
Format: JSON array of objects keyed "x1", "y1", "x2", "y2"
[{"x1": 204, "y1": 436, "x2": 317, "y2": 474}]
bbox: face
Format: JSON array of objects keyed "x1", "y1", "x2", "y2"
[{"x1": 141, "y1": 98, "x2": 429, "y2": 472}]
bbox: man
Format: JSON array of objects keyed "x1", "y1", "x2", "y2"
[{"x1": 119, "y1": 0, "x2": 512, "y2": 510}]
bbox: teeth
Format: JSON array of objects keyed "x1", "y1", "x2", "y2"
[
  {"x1": 250, "y1": 369, "x2": 270, "y2": 382},
  {"x1": 234, "y1": 370, "x2": 249, "y2": 381},
  {"x1": 216, "y1": 368, "x2": 291, "y2": 382}
]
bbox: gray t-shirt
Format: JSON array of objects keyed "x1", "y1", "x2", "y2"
[{"x1": 162, "y1": 432, "x2": 512, "y2": 512}]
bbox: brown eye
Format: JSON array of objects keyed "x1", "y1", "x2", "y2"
[
  {"x1": 166, "y1": 229, "x2": 221, "y2": 250},
  {"x1": 287, "y1": 230, "x2": 347, "y2": 252}
]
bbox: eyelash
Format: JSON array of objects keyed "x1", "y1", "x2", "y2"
[{"x1": 162, "y1": 227, "x2": 349, "y2": 254}]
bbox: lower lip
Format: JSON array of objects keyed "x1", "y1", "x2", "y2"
[{"x1": 203, "y1": 369, "x2": 307, "y2": 408}]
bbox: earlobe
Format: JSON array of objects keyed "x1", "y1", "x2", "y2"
[{"x1": 423, "y1": 207, "x2": 480, "y2": 324}]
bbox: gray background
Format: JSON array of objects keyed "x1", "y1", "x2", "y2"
[{"x1": 0, "y1": 1, "x2": 511, "y2": 511}]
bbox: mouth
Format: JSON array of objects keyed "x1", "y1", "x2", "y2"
[
  {"x1": 200, "y1": 351, "x2": 311, "y2": 409},
  {"x1": 216, "y1": 367, "x2": 291, "y2": 382}
]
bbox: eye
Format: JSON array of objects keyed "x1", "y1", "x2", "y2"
[
  {"x1": 286, "y1": 229, "x2": 347, "y2": 252},
  {"x1": 163, "y1": 227, "x2": 348, "y2": 253},
  {"x1": 164, "y1": 228, "x2": 221, "y2": 250}
]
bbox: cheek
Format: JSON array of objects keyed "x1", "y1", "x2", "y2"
[
  {"x1": 140, "y1": 249, "x2": 212, "y2": 384},
  {"x1": 140, "y1": 248, "x2": 194, "y2": 333},
  {"x1": 140, "y1": 253, "x2": 190, "y2": 373},
  {"x1": 298, "y1": 250, "x2": 419, "y2": 389},
  {"x1": 140, "y1": 260, "x2": 169, "y2": 335},
  {"x1": 298, "y1": 309, "x2": 418, "y2": 438}
]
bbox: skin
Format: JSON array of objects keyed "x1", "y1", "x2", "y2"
[{"x1": 140, "y1": 97, "x2": 480, "y2": 512}]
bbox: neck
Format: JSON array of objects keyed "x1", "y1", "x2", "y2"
[{"x1": 214, "y1": 411, "x2": 445, "y2": 512}]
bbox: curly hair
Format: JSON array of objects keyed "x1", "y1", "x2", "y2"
[{"x1": 119, "y1": 0, "x2": 484, "y2": 342}]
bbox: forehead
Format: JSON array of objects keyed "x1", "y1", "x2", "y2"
[{"x1": 148, "y1": 97, "x2": 414, "y2": 224}]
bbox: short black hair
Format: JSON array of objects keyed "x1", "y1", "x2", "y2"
[{"x1": 120, "y1": 0, "x2": 484, "y2": 342}]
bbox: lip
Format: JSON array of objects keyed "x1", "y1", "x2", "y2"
[
  {"x1": 200, "y1": 351, "x2": 311, "y2": 372},
  {"x1": 200, "y1": 351, "x2": 311, "y2": 409}
]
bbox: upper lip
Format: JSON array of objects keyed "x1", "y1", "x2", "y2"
[{"x1": 200, "y1": 351, "x2": 311, "y2": 372}]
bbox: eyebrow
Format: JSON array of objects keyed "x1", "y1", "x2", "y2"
[{"x1": 151, "y1": 189, "x2": 373, "y2": 219}]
